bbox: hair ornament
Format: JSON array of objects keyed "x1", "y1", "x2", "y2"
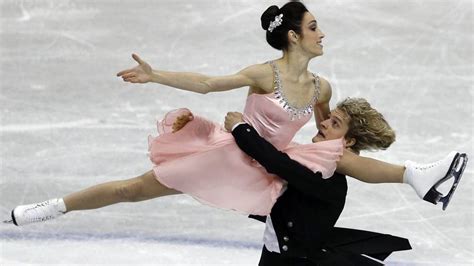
[{"x1": 268, "y1": 14, "x2": 284, "y2": 32}]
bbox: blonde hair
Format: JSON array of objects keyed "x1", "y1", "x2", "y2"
[{"x1": 336, "y1": 98, "x2": 395, "y2": 154}]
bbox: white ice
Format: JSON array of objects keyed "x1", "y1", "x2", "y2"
[{"x1": 0, "y1": 0, "x2": 472, "y2": 265}]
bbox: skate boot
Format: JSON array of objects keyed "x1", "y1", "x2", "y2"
[
  {"x1": 404, "y1": 151, "x2": 468, "y2": 210},
  {"x1": 5, "y1": 198, "x2": 66, "y2": 226}
]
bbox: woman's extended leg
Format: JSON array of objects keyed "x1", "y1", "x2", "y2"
[
  {"x1": 337, "y1": 150, "x2": 468, "y2": 210},
  {"x1": 64, "y1": 170, "x2": 180, "y2": 212},
  {"x1": 337, "y1": 150, "x2": 404, "y2": 184},
  {"x1": 8, "y1": 170, "x2": 181, "y2": 226}
]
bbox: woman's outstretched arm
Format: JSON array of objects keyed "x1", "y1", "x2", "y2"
[{"x1": 117, "y1": 54, "x2": 271, "y2": 94}]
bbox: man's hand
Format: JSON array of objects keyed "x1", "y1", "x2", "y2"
[
  {"x1": 224, "y1": 112, "x2": 244, "y2": 132},
  {"x1": 172, "y1": 113, "x2": 194, "y2": 133}
]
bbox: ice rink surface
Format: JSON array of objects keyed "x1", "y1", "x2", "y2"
[{"x1": 0, "y1": 0, "x2": 472, "y2": 265}]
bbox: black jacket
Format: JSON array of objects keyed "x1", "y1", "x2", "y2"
[{"x1": 232, "y1": 123, "x2": 411, "y2": 265}]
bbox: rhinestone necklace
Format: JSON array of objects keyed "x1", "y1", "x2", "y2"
[{"x1": 268, "y1": 61, "x2": 320, "y2": 121}]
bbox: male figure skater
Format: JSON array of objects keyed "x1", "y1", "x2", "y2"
[{"x1": 223, "y1": 100, "x2": 412, "y2": 265}]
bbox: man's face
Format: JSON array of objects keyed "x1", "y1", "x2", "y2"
[{"x1": 312, "y1": 108, "x2": 350, "y2": 143}]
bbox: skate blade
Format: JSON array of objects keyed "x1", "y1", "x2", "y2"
[
  {"x1": 439, "y1": 153, "x2": 468, "y2": 210},
  {"x1": 423, "y1": 153, "x2": 468, "y2": 210}
]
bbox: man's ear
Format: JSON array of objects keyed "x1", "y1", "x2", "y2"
[{"x1": 344, "y1": 137, "x2": 356, "y2": 148}]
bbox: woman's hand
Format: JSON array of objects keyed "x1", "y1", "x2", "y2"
[
  {"x1": 172, "y1": 113, "x2": 194, "y2": 133},
  {"x1": 117, "y1": 54, "x2": 153, "y2": 83}
]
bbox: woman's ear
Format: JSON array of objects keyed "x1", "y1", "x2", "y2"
[{"x1": 288, "y1": 30, "x2": 299, "y2": 43}]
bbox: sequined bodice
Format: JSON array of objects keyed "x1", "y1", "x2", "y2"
[{"x1": 242, "y1": 61, "x2": 320, "y2": 150}]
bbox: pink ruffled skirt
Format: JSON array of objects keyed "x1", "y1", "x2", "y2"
[{"x1": 148, "y1": 109, "x2": 343, "y2": 215}]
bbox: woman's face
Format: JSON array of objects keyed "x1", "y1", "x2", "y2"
[
  {"x1": 298, "y1": 12, "x2": 325, "y2": 57},
  {"x1": 312, "y1": 108, "x2": 350, "y2": 144}
]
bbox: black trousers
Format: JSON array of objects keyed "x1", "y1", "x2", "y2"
[
  {"x1": 258, "y1": 227, "x2": 412, "y2": 266},
  {"x1": 258, "y1": 246, "x2": 383, "y2": 266},
  {"x1": 258, "y1": 246, "x2": 314, "y2": 266}
]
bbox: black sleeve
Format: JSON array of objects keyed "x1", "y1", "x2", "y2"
[{"x1": 232, "y1": 123, "x2": 339, "y2": 199}]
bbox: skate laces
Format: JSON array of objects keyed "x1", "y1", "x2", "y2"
[
  {"x1": 411, "y1": 158, "x2": 443, "y2": 170},
  {"x1": 23, "y1": 200, "x2": 62, "y2": 223},
  {"x1": 410, "y1": 152, "x2": 457, "y2": 171}
]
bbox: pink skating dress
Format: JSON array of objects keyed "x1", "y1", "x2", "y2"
[{"x1": 148, "y1": 61, "x2": 343, "y2": 215}]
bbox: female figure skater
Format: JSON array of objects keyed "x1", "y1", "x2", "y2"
[{"x1": 8, "y1": 1, "x2": 466, "y2": 226}]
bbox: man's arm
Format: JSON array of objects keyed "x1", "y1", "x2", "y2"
[{"x1": 232, "y1": 123, "x2": 339, "y2": 199}]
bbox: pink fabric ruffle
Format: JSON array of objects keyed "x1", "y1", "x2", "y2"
[
  {"x1": 284, "y1": 138, "x2": 344, "y2": 179},
  {"x1": 147, "y1": 108, "x2": 343, "y2": 216}
]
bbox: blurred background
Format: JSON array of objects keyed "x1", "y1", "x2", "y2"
[{"x1": 1, "y1": 0, "x2": 472, "y2": 265}]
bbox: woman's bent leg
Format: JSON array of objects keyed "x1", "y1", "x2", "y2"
[{"x1": 64, "y1": 170, "x2": 180, "y2": 212}]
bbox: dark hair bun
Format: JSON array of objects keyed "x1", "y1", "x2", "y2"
[
  {"x1": 260, "y1": 5, "x2": 280, "y2": 30},
  {"x1": 261, "y1": 2, "x2": 308, "y2": 51}
]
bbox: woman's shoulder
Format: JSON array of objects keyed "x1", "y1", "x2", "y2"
[
  {"x1": 312, "y1": 74, "x2": 332, "y2": 104},
  {"x1": 240, "y1": 62, "x2": 273, "y2": 77},
  {"x1": 240, "y1": 62, "x2": 275, "y2": 93}
]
